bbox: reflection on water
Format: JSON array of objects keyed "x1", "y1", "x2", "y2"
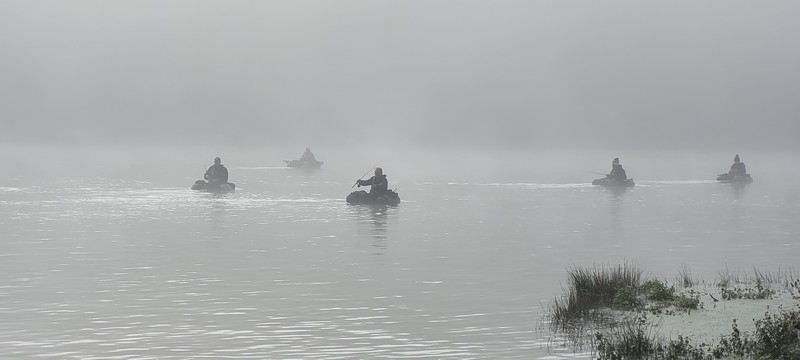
[
  {"x1": 350, "y1": 204, "x2": 393, "y2": 255},
  {"x1": 206, "y1": 194, "x2": 233, "y2": 240},
  {"x1": 719, "y1": 183, "x2": 748, "y2": 245},
  {"x1": 600, "y1": 186, "x2": 629, "y2": 242},
  {"x1": 605, "y1": 186, "x2": 630, "y2": 203},
  {"x1": 729, "y1": 181, "x2": 748, "y2": 201}
]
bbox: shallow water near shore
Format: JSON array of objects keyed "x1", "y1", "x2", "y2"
[{"x1": 1, "y1": 150, "x2": 799, "y2": 358}]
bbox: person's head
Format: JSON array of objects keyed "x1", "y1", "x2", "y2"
[
  {"x1": 305, "y1": 147, "x2": 311, "y2": 152},
  {"x1": 734, "y1": 154, "x2": 740, "y2": 163},
  {"x1": 375, "y1": 167, "x2": 383, "y2": 176},
  {"x1": 214, "y1": 157, "x2": 221, "y2": 165},
  {"x1": 612, "y1": 157, "x2": 620, "y2": 166}
]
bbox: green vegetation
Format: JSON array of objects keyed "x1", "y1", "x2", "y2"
[
  {"x1": 612, "y1": 285, "x2": 642, "y2": 310},
  {"x1": 642, "y1": 279, "x2": 674, "y2": 302},
  {"x1": 550, "y1": 265, "x2": 702, "y2": 328},
  {"x1": 716, "y1": 266, "x2": 799, "y2": 289},
  {"x1": 592, "y1": 306, "x2": 800, "y2": 359},
  {"x1": 748, "y1": 306, "x2": 800, "y2": 358},
  {"x1": 672, "y1": 291, "x2": 700, "y2": 310},
  {"x1": 719, "y1": 286, "x2": 774, "y2": 300},
  {"x1": 702, "y1": 306, "x2": 800, "y2": 359},
  {"x1": 594, "y1": 317, "x2": 657, "y2": 359},
  {"x1": 548, "y1": 263, "x2": 800, "y2": 359},
  {"x1": 677, "y1": 263, "x2": 695, "y2": 288},
  {"x1": 550, "y1": 263, "x2": 642, "y2": 329}
]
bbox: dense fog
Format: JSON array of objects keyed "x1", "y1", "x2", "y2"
[
  {"x1": 3, "y1": 4, "x2": 800, "y2": 359},
  {"x1": 2, "y1": 1, "x2": 799, "y2": 152}
]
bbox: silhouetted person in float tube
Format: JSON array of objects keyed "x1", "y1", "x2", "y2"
[
  {"x1": 729, "y1": 154, "x2": 747, "y2": 176},
  {"x1": 357, "y1": 167, "x2": 388, "y2": 197},
  {"x1": 204, "y1": 157, "x2": 229, "y2": 187},
  {"x1": 607, "y1": 157, "x2": 628, "y2": 181},
  {"x1": 300, "y1": 147, "x2": 316, "y2": 162}
]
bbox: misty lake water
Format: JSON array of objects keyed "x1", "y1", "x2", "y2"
[{"x1": 1, "y1": 152, "x2": 799, "y2": 359}]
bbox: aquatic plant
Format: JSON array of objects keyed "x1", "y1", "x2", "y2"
[
  {"x1": 612, "y1": 285, "x2": 642, "y2": 310},
  {"x1": 548, "y1": 264, "x2": 800, "y2": 359},
  {"x1": 719, "y1": 285, "x2": 774, "y2": 300},
  {"x1": 748, "y1": 306, "x2": 800, "y2": 358},
  {"x1": 790, "y1": 279, "x2": 800, "y2": 301},
  {"x1": 713, "y1": 319, "x2": 750, "y2": 357},
  {"x1": 593, "y1": 308, "x2": 800, "y2": 359},
  {"x1": 568, "y1": 263, "x2": 642, "y2": 307},
  {"x1": 716, "y1": 266, "x2": 799, "y2": 288},
  {"x1": 550, "y1": 262, "x2": 642, "y2": 327},
  {"x1": 661, "y1": 335, "x2": 711, "y2": 360},
  {"x1": 677, "y1": 263, "x2": 695, "y2": 288},
  {"x1": 593, "y1": 314, "x2": 659, "y2": 359},
  {"x1": 642, "y1": 279, "x2": 675, "y2": 302},
  {"x1": 672, "y1": 291, "x2": 701, "y2": 311}
]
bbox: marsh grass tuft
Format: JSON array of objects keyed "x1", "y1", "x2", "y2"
[
  {"x1": 642, "y1": 279, "x2": 674, "y2": 302},
  {"x1": 677, "y1": 263, "x2": 694, "y2": 288},
  {"x1": 720, "y1": 286, "x2": 774, "y2": 300},
  {"x1": 593, "y1": 314, "x2": 660, "y2": 359},
  {"x1": 716, "y1": 266, "x2": 798, "y2": 288},
  {"x1": 550, "y1": 262, "x2": 642, "y2": 328},
  {"x1": 611, "y1": 285, "x2": 641, "y2": 310},
  {"x1": 672, "y1": 290, "x2": 701, "y2": 311},
  {"x1": 567, "y1": 263, "x2": 642, "y2": 308}
]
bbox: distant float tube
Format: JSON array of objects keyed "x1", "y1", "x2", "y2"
[
  {"x1": 592, "y1": 177, "x2": 635, "y2": 188},
  {"x1": 285, "y1": 160, "x2": 324, "y2": 168},
  {"x1": 346, "y1": 190, "x2": 401, "y2": 206},
  {"x1": 191, "y1": 180, "x2": 236, "y2": 193},
  {"x1": 716, "y1": 173, "x2": 753, "y2": 184}
]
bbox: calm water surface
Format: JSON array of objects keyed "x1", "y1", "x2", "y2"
[{"x1": 1, "y1": 163, "x2": 799, "y2": 358}]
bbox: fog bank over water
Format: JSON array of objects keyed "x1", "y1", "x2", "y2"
[
  {"x1": 3, "y1": 144, "x2": 800, "y2": 191},
  {"x1": 2, "y1": 1, "x2": 800, "y2": 151}
]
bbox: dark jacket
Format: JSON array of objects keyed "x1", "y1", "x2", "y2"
[
  {"x1": 729, "y1": 162, "x2": 746, "y2": 176},
  {"x1": 608, "y1": 165, "x2": 627, "y2": 181},
  {"x1": 357, "y1": 174, "x2": 388, "y2": 196},
  {"x1": 205, "y1": 164, "x2": 229, "y2": 183}
]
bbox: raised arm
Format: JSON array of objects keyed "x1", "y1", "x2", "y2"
[{"x1": 357, "y1": 176, "x2": 375, "y2": 187}]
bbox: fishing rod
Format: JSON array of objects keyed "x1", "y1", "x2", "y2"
[
  {"x1": 352, "y1": 164, "x2": 378, "y2": 188},
  {"x1": 586, "y1": 170, "x2": 608, "y2": 176}
]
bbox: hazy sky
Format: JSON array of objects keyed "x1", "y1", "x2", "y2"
[{"x1": 2, "y1": 1, "x2": 799, "y2": 150}]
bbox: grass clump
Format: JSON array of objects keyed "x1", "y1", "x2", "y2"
[
  {"x1": 672, "y1": 291, "x2": 701, "y2": 311},
  {"x1": 677, "y1": 263, "x2": 695, "y2": 288},
  {"x1": 550, "y1": 262, "x2": 642, "y2": 328},
  {"x1": 567, "y1": 263, "x2": 641, "y2": 308},
  {"x1": 716, "y1": 266, "x2": 780, "y2": 301},
  {"x1": 594, "y1": 314, "x2": 658, "y2": 359},
  {"x1": 716, "y1": 266, "x2": 799, "y2": 289},
  {"x1": 612, "y1": 285, "x2": 642, "y2": 310},
  {"x1": 719, "y1": 286, "x2": 774, "y2": 300},
  {"x1": 642, "y1": 279, "x2": 675, "y2": 302}
]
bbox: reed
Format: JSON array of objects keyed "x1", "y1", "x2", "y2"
[{"x1": 550, "y1": 262, "x2": 642, "y2": 328}]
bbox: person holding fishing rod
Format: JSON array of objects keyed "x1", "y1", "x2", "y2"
[
  {"x1": 606, "y1": 158, "x2": 627, "y2": 181},
  {"x1": 354, "y1": 167, "x2": 389, "y2": 198}
]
